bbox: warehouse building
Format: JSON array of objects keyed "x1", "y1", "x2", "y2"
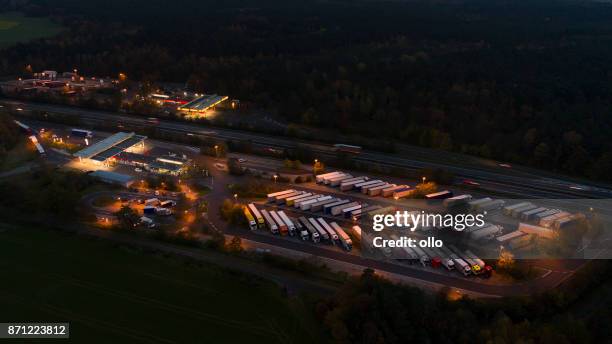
[
  {"x1": 89, "y1": 170, "x2": 135, "y2": 188},
  {"x1": 177, "y1": 94, "x2": 228, "y2": 114},
  {"x1": 73, "y1": 132, "x2": 147, "y2": 166}
]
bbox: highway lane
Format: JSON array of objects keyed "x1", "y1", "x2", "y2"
[{"x1": 5, "y1": 99, "x2": 612, "y2": 199}]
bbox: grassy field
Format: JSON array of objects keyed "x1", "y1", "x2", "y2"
[
  {"x1": 0, "y1": 12, "x2": 64, "y2": 48},
  {"x1": 0, "y1": 224, "x2": 322, "y2": 343}
]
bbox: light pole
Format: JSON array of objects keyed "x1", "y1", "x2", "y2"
[
  {"x1": 233, "y1": 193, "x2": 238, "y2": 203},
  {"x1": 422, "y1": 176, "x2": 426, "y2": 185},
  {"x1": 214, "y1": 145, "x2": 219, "y2": 157},
  {"x1": 273, "y1": 174, "x2": 278, "y2": 183}
]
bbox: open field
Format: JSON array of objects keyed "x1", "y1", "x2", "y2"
[
  {"x1": 0, "y1": 224, "x2": 321, "y2": 343},
  {"x1": 0, "y1": 12, "x2": 63, "y2": 48}
]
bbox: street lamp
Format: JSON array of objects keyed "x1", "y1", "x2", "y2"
[
  {"x1": 422, "y1": 176, "x2": 426, "y2": 184},
  {"x1": 214, "y1": 145, "x2": 219, "y2": 157},
  {"x1": 273, "y1": 175, "x2": 278, "y2": 183},
  {"x1": 233, "y1": 193, "x2": 238, "y2": 203}
]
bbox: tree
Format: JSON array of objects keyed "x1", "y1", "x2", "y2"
[
  {"x1": 115, "y1": 206, "x2": 140, "y2": 230},
  {"x1": 227, "y1": 236, "x2": 243, "y2": 254}
]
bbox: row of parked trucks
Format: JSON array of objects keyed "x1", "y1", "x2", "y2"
[
  {"x1": 244, "y1": 202, "x2": 353, "y2": 251},
  {"x1": 266, "y1": 189, "x2": 386, "y2": 221},
  {"x1": 493, "y1": 202, "x2": 586, "y2": 249},
  {"x1": 315, "y1": 171, "x2": 454, "y2": 200}
]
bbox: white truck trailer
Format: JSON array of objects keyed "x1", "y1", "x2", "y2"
[
  {"x1": 323, "y1": 200, "x2": 350, "y2": 214},
  {"x1": 309, "y1": 218, "x2": 329, "y2": 241},
  {"x1": 495, "y1": 230, "x2": 527, "y2": 243},
  {"x1": 431, "y1": 247, "x2": 455, "y2": 271},
  {"x1": 316, "y1": 171, "x2": 343, "y2": 183},
  {"x1": 310, "y1": 198, "x2": 339, "y2": 212},
  {"x1": 278, "y1": 211, "x2": 297, "y2": 236},
  {"x1": 443, "y1": 194, "x2": 472, "y2": 208},
  {"x1": 368, "y1": 183, "x2": 395, "y2": 196},
  {"x1": 470, "y1": 224, "x2": 502, "y2": 241},
  {"x1": 300, "y1": 196, "x2": 333, "y2": 211},
  {"x1": 410, "y1": 245, "x2": 430, "y2": 267},
  {"x1": 474, "y1": 199, "x2": 506, "y2": 212},
  {"x1": 342, "y1": 204, "x2": 363, "y2": 218},
  {"x1": 275, "y1": 191, "x2": 304, "y2": 204},
  {"x1": 331, "y1": 222, "x2": 352, "y2": 251},
  {"x1": 267, "y1": 189, "x2": 295, "y2": 202},
  {"x1": 468, "y1": 197, "x2": 492, "y2": 210},
  {"x1": 331, "y1": 202, "x2": 359, "y2": 216},
  {"x1": 510, "y1": 204, "x2": 539, "y2": 218},
  {"x1": 355, "y1": 180, "x2": 383, "y2": 191},
  {"x1": 285, "y1": 192, "x2": 313, "y2": 206},
  {"x1": 270, "y1": 211, "x2": 288, "y2": 235},
  {"x1": 502, "y1": 202, "x2": 533, "y2": 216},
  {"x1": 439, "y1": 246, "x2": 472, "y2": 276},
  {"x1": 521, "y1": 207, "x2": 549, "y2": 221},
  {"x1": 540, "y1": 212, "x2": 571, "y2": 228},
  {"x1": 328, "y1": 174, "x2": 354, "y2": 186},
  {"x1": 294, "y1": 194, "x2": 322, "y2": 208},
  {"x1": 324, "y1": 173, "x2": 350, "y2": 185},
  {"x1": 317, "y1": 218, "x2": 339, "y2": 243},
  {"x1": 340, "y1": 178, "x2": 367, "y2": 191},
  {"x1": 260, "y1": 209, "x2": 279, "y2": 234},
  {"x1": 361, "y1": 181, "x2": 388, "y2": 194}
]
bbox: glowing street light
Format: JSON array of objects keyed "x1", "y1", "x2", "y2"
[
  {"x1": 214, "y1": 145, "x2": 219, "y2": 157},
  {"x1": 422, "y1": 176, "x2": 426, "y2": 184},
  {"x1": 233, "y1": 193, "x2": 238, "y2": 203},
  {"x1": 273, "y1": 175, "x2": 278, "y2": 183}
]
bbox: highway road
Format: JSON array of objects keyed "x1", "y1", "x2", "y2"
[{"x1": 4, "y1": 99, "x2": 612, "y2": 199}]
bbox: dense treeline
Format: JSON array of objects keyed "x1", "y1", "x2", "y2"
[
  {"x1": 3, "y1": 0, "x2": 612, "y2": 180},
  {"x1": 0, "y1": 112, "x2": 20, "y2": 159},
  {"x1": 317, "y1": 263, "x2": 612, "y2": 343}
]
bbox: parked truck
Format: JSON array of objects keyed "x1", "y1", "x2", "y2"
[
  {"x1": 368, "y1": 183, "x2": 395, "y2": 196},
  {"x1": 470, "y1": 224, "x2": 503, "y2": 241},
  {"x1": 275, "y1": 191, "x2": 303, "y2": 205},
  {"x1": 298, "y1": 217, "x2": 320, "y2": 243},
  {"x1": 342, "y1": 204, "x2": 363, "y2": 218},
  {"x1": 300, "y1": 196, "x2": 332, "y2": 211},
  {"x1": 294, "y1": 220, "x2": 310, "y2": 241},
  {"x1": 243, "y1": 207, "x2": 257, "y2": 230},
  {"x1": 443, "y1": 194, "x2": 472, "y2": 208},
  {"x1": 316, "y1": 171, "x2": 343, "y2": 183},
  {"x1": 285, "y1": 192, "x2": 313, "y2": 207},
  {"x1": 270, "y1": 211, "x2": 288, "y2": 235},
  {"x1": 340, "y1": 178, "x2": 366, "y2": 191},
  {"x1": 361, "y1": 181, "x2": 387, "y2": 194},
  {"x1": 328, "y1": 174, "x2": 353, "y2": 186},
  {"x1": 411, "y1": 245, "x2": 430, "y2": 267},
  {"x1": 431, "y1": 247, "x2": 455, "y2": 271},
  {"x1": 324, "y1": 173, "x2": 350, "y2": 185},
  {"x1": 294, "y1": 195, "x2": 322, "y2": 208},
  {"x1": 425, "y1": 190, "x2": 453, "y2": 200},
  {"x1": 474, "y1": 199, "x2": 505, "y2": 212},
  {"x1": 355, "y1": 180, "x2": 383, "y2": 191},
  {"x1": 267, "y1": 189, "x2": 295, "y2": 202},
  {"x1": 309, "y1": 218, "x2": 329, "y2": 241},
  {"x1": 468, "y1": 197, "x2": 492, "y2": 210},
  {"x1": 247, "y1": 203, "x2": 265, "y2": 228},
  {"x1": 440, "y1": 246, "x2": 471, "y2": 276},
  {"x1": 521, "y1": 207, "x2": 549, "y2": 221},
  {"x1": 260, "y1": 209, "x2": 279, "y2": 234},
  {"x1": 540, "y1": 212, "x2": 571, "y2": 228},
  {"x1": 502, "y1": 202, "x2": 533, "y2": 216},
  {"x1": 310, "y1": 198, "x2": 339, "y2": 212},
  {"x1": 464, "y1": 249, "x2": 492, "y2": 277},
  {"x1": 278, "y1": 211, "x2": 297, "y2": 236},
  {"x1": 495, "y1": 230, "x2": 527, "y2": 243},
  {"x1": 509, "y1": 204, "x2": 538, "y2": 218},
  {"x1": 382, "y1": 185, "x2": 408, "y2": 197},
  {"x1": 392, "y1": 187, "x2": 412, "y2": 199},
  {"x1": 331, "y1": 222, "x2": 352, "y2": 251},
  {"x1": 331, "y1": 202, "x2": 359, "y2": 216},
  {"x1": 323, "y1": 200, "x2": 350, "y2": 214},
  {"x1": 317, "y1": 218, "x2": 339, "y2": 243}
]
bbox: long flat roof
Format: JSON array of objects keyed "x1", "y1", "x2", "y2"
[
  {"x1": 74, "y1": 132, "x2": 146, "y2": 160},
  {"x1": 178, "y1": 94, "x2": 228, "y2": 112}
]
